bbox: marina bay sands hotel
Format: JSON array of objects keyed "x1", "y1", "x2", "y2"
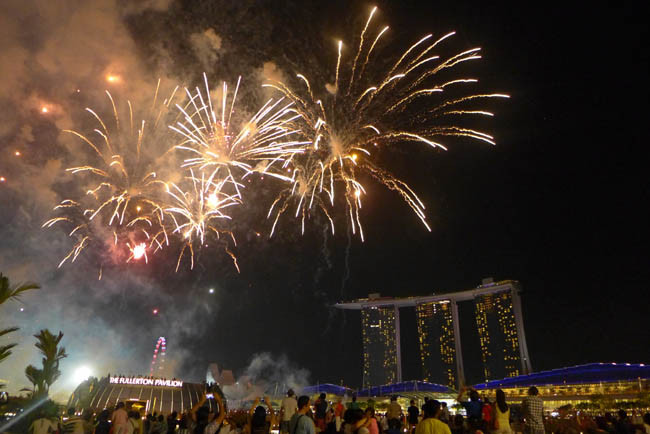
[{"x1": 335, "y1": 279, "x2": 532, "y2": 389}]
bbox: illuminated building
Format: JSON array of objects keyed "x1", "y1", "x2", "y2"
[
  {"x1": 361, "y1": 304, "x2": 400, "y2": 388},
  {"x1": 416, "y1": 301, "x2": 457, "y2": 388},
  {"x1": 67, "y1": 375, "x2": 221, "y2": 414},
  {"x1": 474, "y1": 282, "x2": 531, "y2": 382},
  {"x1": 335, "y1": 279, "x2": 532, "y2": 389},
  {"x1": 473, "y1": 363, "x2": 650, "y2": 410}
]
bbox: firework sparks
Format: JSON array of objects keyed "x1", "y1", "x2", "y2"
[
  {"x1": 43, "y1": 81, "x2": 183, "y2": 269},
  {"x1": 170, "y1": 73, "x2": 307, "y2": 199},
  {"x1": 42, "y1": 9, "x2": 509, "y2": 274},
  {"x1": 163, "y1": 170, "x2": 241, "y2": 272},
  {"x1": 263, "y1": 8, "x2": 508, "y2": 239}
]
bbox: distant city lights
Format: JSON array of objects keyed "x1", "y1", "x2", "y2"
[
  {"x1": 209, "y1": 288, "x2": 215, "y2": 294},
  {"x1": 41, "y1": 106, "x2": 49, "y2": 113},
  {"x1": 152, "y1": 308, "x2": 159, "y2": 315}
]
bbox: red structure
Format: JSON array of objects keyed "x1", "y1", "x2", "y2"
[{"x1": 150, "y1": 336, "x2": 166, "y2": 375}]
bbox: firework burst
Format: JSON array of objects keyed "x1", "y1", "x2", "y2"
[
  {"x1": 170, "y1": 73, "x2": 308, "y2": 199},
  {"x1": 43, "y1": 81, "x2": 183, "y2": 269},
  {"x1": 264, "y1": 7, "x2": 509, "y2": 239},
  {"x1": 163, "y1": 171, "x2": 241, "y2": 272}
]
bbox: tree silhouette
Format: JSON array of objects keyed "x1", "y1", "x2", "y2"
[
  {"x1": 0, "y1": 272, "x2": 40, "y2": 370},
  {"x1": 33, "y1": 330, "x2": 68, "y2": 396}
]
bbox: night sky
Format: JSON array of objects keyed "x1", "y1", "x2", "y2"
[{"x1": 0, "y1": 0, "x2": 647, "y2": 398}]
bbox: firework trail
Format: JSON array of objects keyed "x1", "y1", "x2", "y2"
[
  {"x1": 43, "y1": 81, "x2": 183, "y2": 270},
  {"x1": 170, "y1": 73, "x2": 308, "y2": 200},
  {"x1": 264, "y1": 7, "x2": 509, "y2": 240}
]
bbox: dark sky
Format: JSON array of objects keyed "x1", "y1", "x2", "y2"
[{"x1": 0, "y1": 0, "x2": 647, "y2": 396}]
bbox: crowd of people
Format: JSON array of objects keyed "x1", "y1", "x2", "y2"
[
  {"x1": 27, "y1": 387, "x2": 650, "y2": 434},
  {"x1": 452, "y1": 386, "x2": 650, "y2": 434}
]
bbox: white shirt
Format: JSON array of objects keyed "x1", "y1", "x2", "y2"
[
  {"x1": 31, "y1": 418, "x2": 57, "y2": 434},
  {"x1": 281, "y1": 397, "x2": 298, "y2": 421}
]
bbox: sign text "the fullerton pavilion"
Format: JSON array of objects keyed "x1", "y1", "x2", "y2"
[{"x1": 109, "y1": 377, "x2": 183, "y2": 387}]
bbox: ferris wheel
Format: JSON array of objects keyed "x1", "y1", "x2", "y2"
[{"x1": 150, "y1": 336, "x2": 166, "y2": 375}]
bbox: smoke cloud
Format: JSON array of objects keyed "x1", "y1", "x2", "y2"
[
  {"x1": 0, "y1": 0, "x2": 363, "y2": 401},
  {"x1": 219, "y1": 352, "x2": 310, "y2": 407},
  {"x1": 243, "y1": 352, "x2": 310, "y2": 394},
  {"x1": 0, "y1": 0, "x2": 226, "y2": 398}
]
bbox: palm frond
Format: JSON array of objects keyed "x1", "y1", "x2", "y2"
[
  {"x1": 0, "y1": 272, "x2": 40, "y2": 305},
  {"x1": 0, "y1": 343, "x2": 18, "y2": 363},
  {"x1": 0, "y1": 327, "x2": 19, "y2": 338}
]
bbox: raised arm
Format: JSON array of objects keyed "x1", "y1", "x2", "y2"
[
  {"x1": 265, "y1": 396, "x2": 276, "y2": 427},
  {"x1": 245, "y1": 397, "x2": 261, "y2": 434},
  {"x1": 191, "y1": 393, "x2": 208, "y2": 422},
  {"x1": 249, "y1": 398, "x2": 261, "y2": 416},
  {"x1": 214, "y1": 393, "x2": 226, "y2": 426}
]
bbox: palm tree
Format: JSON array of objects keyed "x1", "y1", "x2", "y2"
[
  {"x1": 33, "y1": 329, "x2": 67, "y2": 395},
  {"x1": 1, "y1": 327, "x2": 19, "y2": 389},
  {"x1": 0, "y1": 272, "x2": 40, "y2": 366},
  {"x1": 25, "y1": 364, "x2": 46, "y2": 396}
]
